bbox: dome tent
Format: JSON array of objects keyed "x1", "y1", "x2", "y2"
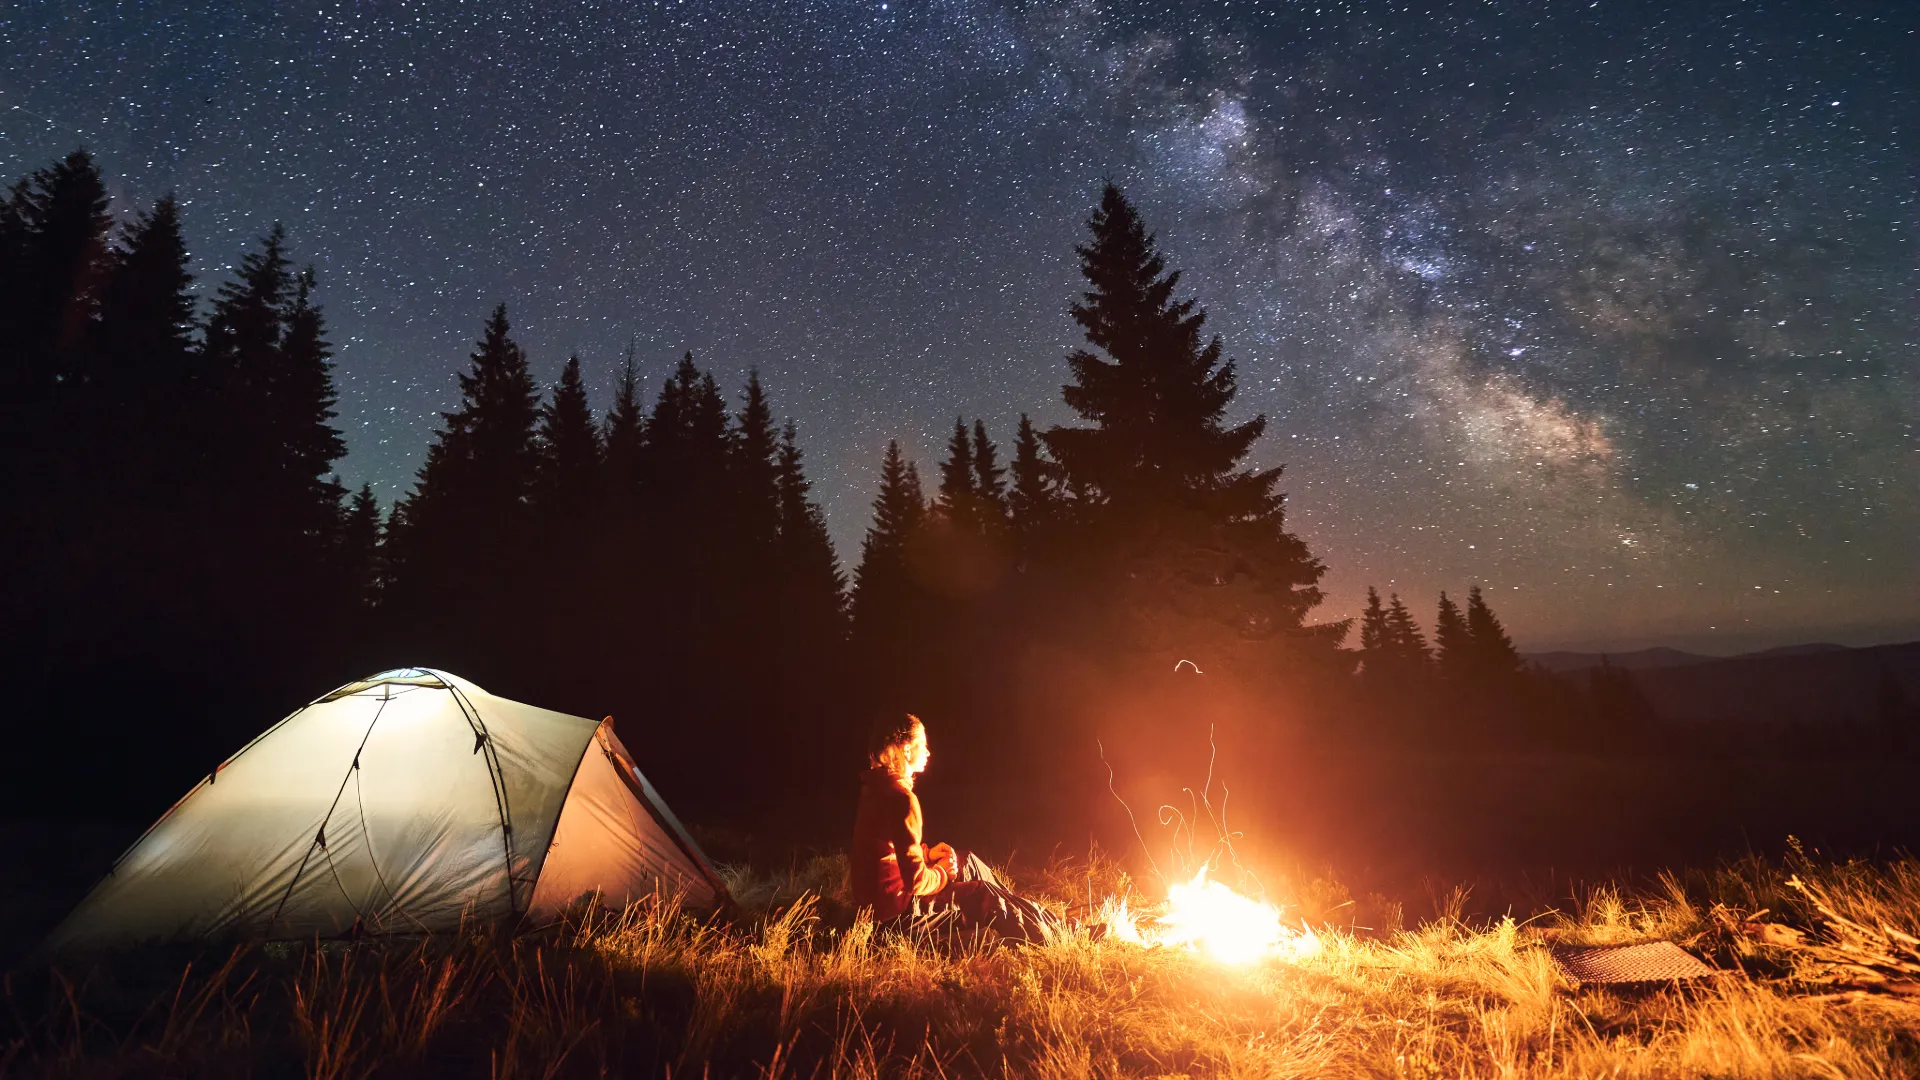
[{"x1": 49, "y1": 668, "x2": 727, "y2": 950}]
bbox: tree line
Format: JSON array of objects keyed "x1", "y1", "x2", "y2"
[{"x1": 5, "y1": 149, "x2": 1604, "y2": 845}]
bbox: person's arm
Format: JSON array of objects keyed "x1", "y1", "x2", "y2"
[{"x1": 891, "y1": 789, "x2": 949, "y2": 897}]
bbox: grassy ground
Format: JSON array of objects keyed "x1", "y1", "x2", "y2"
[{"x1": 7, "y1": 851, "x2": 1920, "y2": 1078}]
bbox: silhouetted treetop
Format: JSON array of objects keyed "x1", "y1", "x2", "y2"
[
  {"x1": 1008, "y1": 413, "x2": 1058, "y2": 538},
  {"x1": 536, "y1": 354, "x2": 603, "y2": 517},
  {"x1": 1045, "y1": 182, "x2": 1270, "y2": 519},
  {"x1": 1435, "y1": 591, "x2": 1470, "y2": 680},
  {"x1": 1466, "y1": 586, "x2": 1523, "y2": 680}
]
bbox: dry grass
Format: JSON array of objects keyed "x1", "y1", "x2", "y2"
[{"x1": 7, "y1": 852, "x2": 1919, "y2": 1078}]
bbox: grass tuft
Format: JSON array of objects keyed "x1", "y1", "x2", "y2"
[{"x1": 8, "y1": 854, "x2": 1920, "y2": 1076}]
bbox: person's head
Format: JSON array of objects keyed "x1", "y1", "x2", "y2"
[{"x1": 869, "y1": 714, "x2": 929, "y2": 783}]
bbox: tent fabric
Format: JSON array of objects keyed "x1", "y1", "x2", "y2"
[
  {"x1": 47, "y1": 669, "x2": 724, "y2": 951},
  {"x1": 528, "y1": 723, "x2": 721, "y2": 917}
]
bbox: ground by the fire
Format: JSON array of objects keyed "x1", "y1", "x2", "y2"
[{"x1": 8, "y1": 850, "x2": 1919, "y2": 1077}]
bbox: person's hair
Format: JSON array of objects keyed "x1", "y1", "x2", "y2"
[{"x1": 868, "y1": 713, "x2": 924, "y2": 775}]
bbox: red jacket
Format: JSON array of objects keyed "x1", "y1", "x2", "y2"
[{"x1": 850, "y1": 766, "x2": 949, "y2": 920}]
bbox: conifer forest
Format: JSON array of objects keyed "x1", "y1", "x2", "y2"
[
  {"x1": 6, "y1": 149, "x2": 1915, "y2": 901},
  {"x1": 7, "y1": 0, "x2": 1920, "y2": 1068}
]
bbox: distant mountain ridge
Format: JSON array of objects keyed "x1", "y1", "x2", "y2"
[
  {"x1": 1527, "y1": 647, "x2": 1715, "y2": 673},
  {"x1": 1528, "y1": 641, "x2": 1920, "y2": 726},
  {"x1": 1526, "y1": 642, "x2": 1858, "y2": 673}
]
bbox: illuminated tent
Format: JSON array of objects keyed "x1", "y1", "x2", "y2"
[{"x1": 48, "y1": 668, "x2": 726, "y2": 950}]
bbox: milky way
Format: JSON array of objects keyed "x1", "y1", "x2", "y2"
[{"x1": 3, "y1": 0, "x2": 1913, "y2": 651}]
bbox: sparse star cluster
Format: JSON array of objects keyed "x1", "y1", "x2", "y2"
[{"x1": 2, "y1": 0, "x2": 1913, "y2": 652}]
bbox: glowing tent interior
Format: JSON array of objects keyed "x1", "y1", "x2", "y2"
[{"x1": 48, "y1": 668, "x2": 727, "y2": 950}]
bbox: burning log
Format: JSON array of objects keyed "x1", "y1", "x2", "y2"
[{"x1": 1102, "y1": 867, "x2": 1320, "y2": 965}]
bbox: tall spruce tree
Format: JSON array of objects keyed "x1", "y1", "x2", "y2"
[
  {"x1": 642, "y1": 352, "x2": 732, "y2": 522},
  {"x1": 852, "y1": 440, "x2": 926, "y2": 648},
  {"x1": 971, "y1": 419, "x2": 1007, "y2": 524},
  {"x1": 935, "y1": 417, "x2": 978, "y2": 530},
  {"x1": 1383, "y1": 593, "x2": 1430, "y2": 673},
  {"x1": 1465, "y1": 586, "x2": 1523, "y2": 679},
  {"x1": 200, "y1": 225, "x2": 293, "y2": 542},
  {"x1": 596, "y1": 347, "x2": 648, "y2": 671},
  {"x1": 338, "y1": 483, "x2": 384, "y2": 610},
  {"x1": 630, "y1": 352, "x2": 739, "y2": 754},
  {"x1": 386, "y1": 304, "x2": 541, "y2": 670},
  {"x1": 1008, "y1": 413, "x2": 1058, "y2": 539},
  {"x1": 730, "y1": 371, "x2": 782, "y2": 548},
  {"x1": 1359, "y1": 587, "x2": 1389, "y2": 663},
  {"x1": 602, "y1": 346, "x2": 645, "y2": 501},
  {"x1": 75, "y1": 194, "x2": 200, "y2": 631},
  {"x1": 87, "y1": 194, "x2": 196, "y2": 404},
  {"x1": 1434, "y1": 591, "x2": 1470, "y2": 681},
  {"x1": 405, "y1": 303, "x2": 541, "y2": 517},
  {"x1": 203, "y1": 225, "x2": 292, "y2": 397},
  {"x1": 535, "y1": 354, "x2": 602, "y2": 518},
  {"x1": 777, "y1": 421, "x2": 849, "y2": 632},
  {"x1": 0, "y1": 152, "x2": 113, "y2": 646},
  {"x1": 198, "y1": 235, "x2": 347, "y2": 648},
  {"x1": 1044, "y1": 183, "x2": 1323, "y2": 653},
  {"x1": 529, "y1": 354, "x2": 602, "y2": 679},
  {"x1": 0, "y1": 149, "x2": 111, "y2": 391},
  {"x1": 274, "y1": 267, "x2": 349, "y2": 541}
]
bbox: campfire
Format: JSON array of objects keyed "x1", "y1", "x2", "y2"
[{"x1": 1102, "y1": 866, "x2": 1321, "y2": 965}]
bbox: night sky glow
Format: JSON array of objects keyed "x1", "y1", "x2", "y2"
[{"x1": 4, "y1": 0, "x2": 1914, "y2": 653}]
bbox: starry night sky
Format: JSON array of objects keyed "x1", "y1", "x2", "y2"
[{"x1": 4, "y1": 0, "x2": 1914, "y2": 653}]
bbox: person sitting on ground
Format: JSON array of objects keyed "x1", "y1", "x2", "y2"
[{"x1": 849, "y1": 713, "x2": 1063, "y2": 943}]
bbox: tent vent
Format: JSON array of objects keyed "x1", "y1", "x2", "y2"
[
  {"x1": 315, "y1": 826, "x2": 327, "y2": 850},
  {"x1": 473, "y1": 733, "x2": 489, "y2": 754}
]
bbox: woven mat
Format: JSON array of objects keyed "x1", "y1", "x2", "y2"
[{"x1": 1549, "y1": 941, "x2": 1717, "y2": 985}]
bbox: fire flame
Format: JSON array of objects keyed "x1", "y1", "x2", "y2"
[{"x1": 1105, "y1": 867, "x2": 1320, "y2": 965}]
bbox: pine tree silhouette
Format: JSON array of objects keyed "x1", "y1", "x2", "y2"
[
  {"x1": 75, "y1": 194, "x2": 200, "y2": 639},
  {"x1": 338, "y1": 483, "x2": 384, "y2": 610},
  {"x1": 196, "y1": 234, "x2": 347, "y2": 655},
  {"x1": 275, "y1": 267, "x2": 349, "y2": 539},
  {"x1": 1008, "y1": 413, "x2": 1058, "y2": 539},
  {"x1": 203, "y1": 225, "x2": 292, "y2": 395},
  {"x1": 730, "y1": 370, "x2": 782, "y2": 548},
  {"x1": 430, "y1": 303, "x2": 542, "y2": 508},
  {"x1": 853, "y1": 440, "x2": 927, "y2": 648},
  {"x1": 594, "y1": 346, "x2": 649, "y2": 682},
  {"x1": 971, "y1": 419, "x2": 1007, "y2": 525},
  {"x1": 1359, "y1": 586, "x2": 1388, "y2": 659},
  {"x1": 1434, "y1": 591, "x2": 1470, "y2": 681},
  {"x1": 527, "y1": 353, "x2": 603, "y2": 686},
  {"x1": 602, "y1": 345, "x2": 645, "y2": 501},
  {"x1": 87, "y1": 194, "x2": 196, "y2": 404},
  {"x1": 1383, "y1": 593, "x2": 1430, "y2": 674},
  {"x1": 936, "y1": 417, "x2": 978, "y2": 531},
  {"x1": 386, "y1": 303, "x2": 541, "y2": 672},
  {"x1": 0, "y1": 149, "x2": 111, "y2": 389},
  {"x1": 535, "y1": 354, "x2": 603, "y2": 519},
  {"x1": 642, "y1": 353, "x2": 731, "y2": 522},
  {"x1": 1464, "y1": 585, "x2": 1523, "y2": 680},
  {"x1": 1044, "y1": 183, "x2": 1324, "y2": 654},
  {"x1": 200, "y1": 226, "x2": 293, "y2": 555},
  {"x1": 0, "y1": 152, "x2": 116, "y2": 719},
  {"x1": 777, "y1": 420, "x2": 849, "y2": 629}
]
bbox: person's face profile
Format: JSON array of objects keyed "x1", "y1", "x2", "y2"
[{"x1": 908, "y1": 727, "x2": 930, "y2": 775}]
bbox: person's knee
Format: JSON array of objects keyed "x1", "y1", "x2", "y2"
[{"x1": 959, "y1": 851, "x2": 1000, "y2": 886}]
